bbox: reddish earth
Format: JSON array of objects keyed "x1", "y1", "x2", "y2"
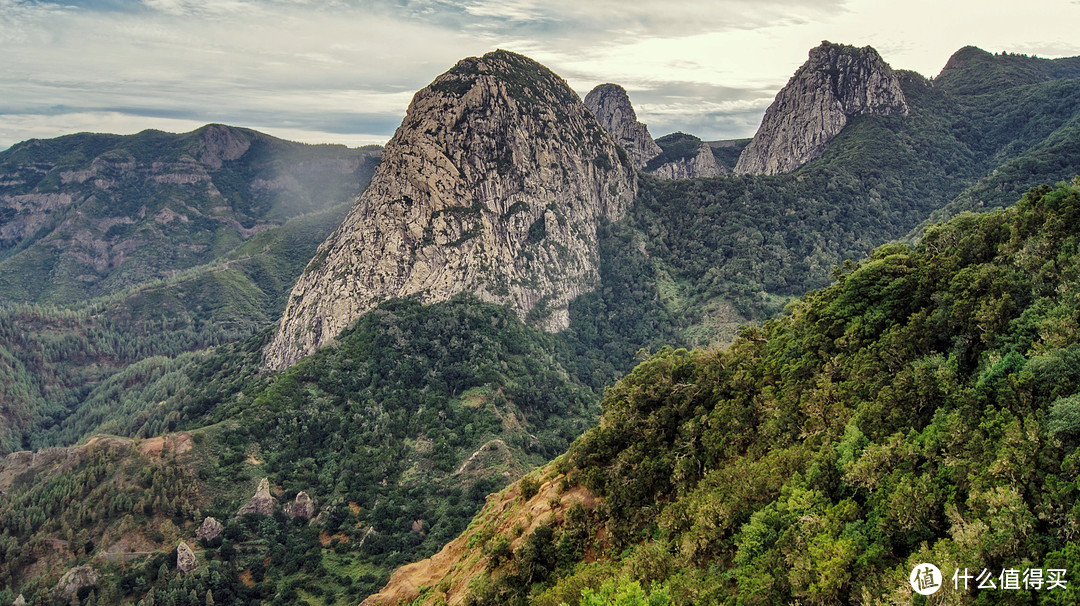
[
  {"x1": 137, "y1": 433, "x2": 193, "y2": 457},
  {"x1": 361, "y1": 471, "x2": 598, "y2": 606}
]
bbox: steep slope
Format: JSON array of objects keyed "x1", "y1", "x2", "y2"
[
  {"x1": 583, "y1": 84, "x2": 662, "y2": 170},
  {"x1": 370, "y1": 180, "x2": 1080, "y2": 605},
  {"x1": 0, "y1": 124, "x2": 380, "y2": 304},
  {"x1": 265, "y1": 50, "x2": 637, "y2": 370},
  {"x1": 735, "y1": 41, "x2": 908, "y2": 175}
]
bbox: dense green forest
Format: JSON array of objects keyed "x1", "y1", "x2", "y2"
[
  {"x1": 451, "y1": 180, "x2": 1080, "y2": 605},
  {"x1": 1, "y1": 295, "x2": 602, "y2": 605}
]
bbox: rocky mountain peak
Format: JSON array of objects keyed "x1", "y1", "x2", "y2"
[
  {"x1": 193, "y1": 124, "x2": 252, "y2": 168},
  {"x1": 263, "y1": 50, "x2": 637, "y2": 370},
  {"x1": 584, "y1": 84, "x2": 662, "y2": 169},
  {"x1": 735, "y1": 41, "x2": 908, "y2": 175}
]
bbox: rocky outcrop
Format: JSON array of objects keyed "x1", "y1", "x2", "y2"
[
  {"x1": 286, "y1": 491, "x2": 315, "y2": 519},
  {"x1": 53, "y1": 566, "x2": 99, "y2": 600},
  {"x1": 197, "y1": 516, "x2": 224, "y2": 541},
  {"x1": 237, "y1": 477, "x2": 276, "y2": 516},
  {"x1": 735, "y1": 41, "x2": 908, "y2": 175},
  {"x1": 584, "y1": 84, "x2": 662, "y2": 169},
  {"x1": 264, "y1": 50, "x2": 637, "y2": 370},
  {"x1": 176, "y1": 541, "x2": 198, "y2": 574},
  {"x1": 646, "y1": 132, "x2": 726, "y2": 179},
  {"x1": 12, "y1": 594, "x2": 25, "y2": 606}
]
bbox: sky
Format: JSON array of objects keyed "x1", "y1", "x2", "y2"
[{"x1": 3, "y1": 0, "x2": 1080, "y2": 151}]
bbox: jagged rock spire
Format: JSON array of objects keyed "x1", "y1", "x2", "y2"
[{"x1": 735, "y1": 41, "x2": 908, "y2": 175}]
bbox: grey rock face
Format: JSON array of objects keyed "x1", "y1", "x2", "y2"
[
  {"x1": 264, "y1": 50, "x2": 637, "y2": 370},
  {"x1": 12, "y1": 594, "x2": 25, "y2": 606},
  {"x1": 646, "y1": 133, "x2": 727, "y2": 180},
  {"x1": 237, "y1": 478, "x2": 275, "y2": 516},
  {"x1": 735, "y1": 41, "x2": 908, "y2": 175},
  {"x1": 177, "y1": 541, "x2": 198, "y2": 574},
  {"x1": 584, "y1": 84, "x2": 662, "y2": 169},
  {"x1": 649, "y1": 142, "x2": 725, "y2": 179},
  {"x1": 287, "y1": 491, "x2": 315, "y2": 519},
  {"x1": 53, "y1": 566, "x2": 99, "y2": 600},
  {"x1": 197, "y1": 516, "x2": 224, "y2": 541}
]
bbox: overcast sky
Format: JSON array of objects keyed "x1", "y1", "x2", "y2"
[{"x1": 3, "y1": 0, "x2": 1079, "y2": 151}]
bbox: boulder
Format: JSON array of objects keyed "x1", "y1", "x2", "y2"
[
  {"x1": 177, "y1": 541, "x2": 198, "y2": 574},
  {"x1": 286, "y1": 491, "x2": 315, "y2": 519},
  {"x1": 53, "y1": 566, "x2": 98, "y2": 600},
  {"x1": 197, "y1": 516, "x2": 224, "y2": 541}
]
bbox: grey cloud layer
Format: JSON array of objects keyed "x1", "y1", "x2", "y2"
[{"x1": 6, "y1": 0, "x2": 1080, "y2": 150}]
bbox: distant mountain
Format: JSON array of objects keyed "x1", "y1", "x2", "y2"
[
  {"x1": 918, "y1": 48, "x2": 1080, "y2": 225},
  {"x1": 0, "y1": 124, "x2": 381, "y2": 304},
  {"x1": 644, "y1": 132, "x2": 726, "y2": 179},
  {"x1": 935, "y1": 45, "x2": 1080, "y2": 94},
  {"x1": 0, "y1": 126, "x2": 381, "y2": 453}
]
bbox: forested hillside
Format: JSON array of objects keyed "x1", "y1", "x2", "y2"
[
  {"x1": 0, "y1": 127, "x2": 380, "y2": 454},
  {"x1": 385, "y1": 180, "x2": 1080, "y2": 606}
]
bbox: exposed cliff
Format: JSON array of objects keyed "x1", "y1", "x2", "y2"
[
  {"x1": 585, "y1": 85, "x2": 723, "y2": 179},
  {"x1": 645, "y1": 132, "x2": 726, "y2": 179},
  {"x1": 264, "y1": 50, "x2": 637, "y2": 370},
  {"x1": 734, "y1": 41, "x2": 908, "y2": 175},
  {"x1": 584, "y1": 83, "x2": 662, "y2": 169}
]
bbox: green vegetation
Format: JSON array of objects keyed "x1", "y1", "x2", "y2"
[
  {"x1": 0, "y1": 125, "x2": 379, "y2": 305},
  {"x1": 463, "y1": 181, "x2": 1080, "y2": 605},
  {"x1": 706, "y1": 139, "x2": 749, "y2": 171},
  {"x1": 644, "y1": 133, "x2": 706, "y2": 172}
]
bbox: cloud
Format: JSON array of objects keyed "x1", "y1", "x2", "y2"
[
  {"x1": 4, "y1": 0, "x2": 1080, "y2": 150},
  {"x1": 0, "y1": 0, "x2": 485, "y2": 148}
]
